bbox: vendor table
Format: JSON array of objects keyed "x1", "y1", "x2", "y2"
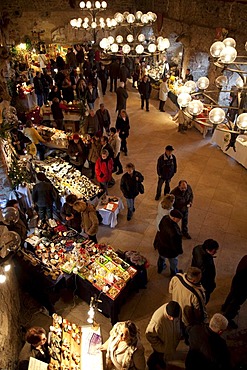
[
  {"x1": 211, "y1": 129, "x2": 247, "y2": 169},
  {"x1": 17, "y1": 92, "x2": 37, "y2": 111},
  {"x1": 96, "y1": 197, "x2": 124, "y2": 228},
  {"x1": 75, "y1": 272, "x2": 139, "y2": 325}
]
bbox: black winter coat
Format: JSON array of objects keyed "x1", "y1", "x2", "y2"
[
  {"x1": 157, "y1": 153, "x2": 177, "y2": 181},
  {"x1": 192, "y1": 245, "x2": 216, "y2": 294},
  {"x1": 115, "y1": 116, "x2": 130, "y2": 139},
  {"x1": 116, "y1": 87, "x2": 128, "y2": 112},
  {"x1": 32, "y1": 181, "x2": 55, "y2": 207},
  {"x1": 109, "y1": 61, "x2": 120, "y2": 79},
  {"x1": 171, "y1": 185, "x2": 193, "y2": 213},
  {"x1": 51, "y1": 102, "x2": 64, "y2": 120},
  {"x1": 185, "y1": 324, "x2": 232, "y2": 370},
  {"x1": 60, "y1": 203, "x2": 82, "y2": 232},
  {"x1": 154, "y1": 215, "x2": 183, "y2": 258},
  {"x1": 138, "y1": 81, "x2": 152, "y2": 98},
  {"x1": 120, "y1": 170, "x2": 144, "y2": 199}
]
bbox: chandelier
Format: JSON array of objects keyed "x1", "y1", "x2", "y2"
[
  {"x1": 70, "y1": 0, "x2": 110, "y2": 31},
  {"x1": 176, "y1": 37, "x2": 247, "y2": 146},
  {"x1": 99, "y1": 11, "x2": 170, "y2": 57}
]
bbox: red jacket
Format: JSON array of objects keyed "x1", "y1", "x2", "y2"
[{"x1": 95, "y1": 157, "x2": 113, "y2": 183}]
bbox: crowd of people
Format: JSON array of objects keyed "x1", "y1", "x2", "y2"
[{"x1": 6, "y1": 45, "x2": 246, "y2": 370}]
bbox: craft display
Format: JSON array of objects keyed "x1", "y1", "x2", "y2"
[
  {"x1": 37, "y1": 126, "x2": 69, "y2": 149},
  {"x1": 24, "y1": 220, "x2": 137, "y2": 299},
  {"x1": 33, "y1": 157, "x2": 101, "y2": 199}
]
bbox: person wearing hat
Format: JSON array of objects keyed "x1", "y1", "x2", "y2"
[
  {"x1": 153, "y1": 209, "x2": 183, "y2": 276},
  {"x1": 95, "y1": 149, "x2": 114, "y2": 194},
  {"x1": 169, "y1": 267, "x2": 208, "y2": 327},
  {"x1": 68, "y1": 133, "x2": 88, "y2": 171},
  {"x1": 146, "y1": 301, "x2": 182, "y2": 370},
  {"x1": 156, "y1": 194, "x2": 175, "y2": 231},
  {"x1": 171, "y1": 180, "x2": 193, "y2": 239},
  {"x1": 155, "y1": 145, "x2": 177, "y2": 200}
]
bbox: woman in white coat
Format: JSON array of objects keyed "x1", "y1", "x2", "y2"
[{"x1": 159, "y1": 77, "x2": 169, "y2": 112}]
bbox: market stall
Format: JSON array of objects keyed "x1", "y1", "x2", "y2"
[
  {"x1": 211, "y1": 129, "x2": 247, "y2": 169},
  {"x1": 49, "y1": 314, "x2": 103, "y2": 370},
  {"x1": 18, "y1": 219, "x2": 139, "y2": 324},
  {"x1": 96, "y1": 196, "x2": 124, "y2": 228},
  {"x1": 41, "y1": 103, "x2": 81, "y2": 132},
  {"x1": 33, "y1": 157, "x2": 101, "y2": 201}
]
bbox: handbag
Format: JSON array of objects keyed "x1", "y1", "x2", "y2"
[{"x1": 138, "y1": 182, "x2": 144, "y2": 194}]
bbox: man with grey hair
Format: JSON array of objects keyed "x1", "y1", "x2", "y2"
[
  {"x1": 185, "y1": 313, "x2": 232, "y2": 370},
  {"x1": 116, "y1": 81, "x2": 128, "y2": 114}
]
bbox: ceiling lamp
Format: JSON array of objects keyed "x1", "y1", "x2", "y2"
[
  {"x1": 223, "y1": 37, "x2": 236, "y2": 48},
  {"x1": 99, "y1": 37, "x2": 110, "y2": 50},
  {"x1": 135, "y1": 44, "x2": 144, "y2": 54},
  {"x1": 197, "y1": 77, "x2": 210, "y2": 90},
  {"x1": 219, "y1": 46, "x2": 237, "y2": 64},
  {"x1": 110, "y1": 43, "x2": 119, "y2": 53},
  {"x1": 148, "y1": 43, "x2": 157, "y2": 53},
  {"x1": 184, "y1": 80, "x2": 197, "y2": 93},
  {"x1": 236, "y1": 113, "x2": 247, "y2": 130},
  {"x1": 138, "y1": 34, "x2": 146, "y2": 42},
  {"x1": 177, "y1": 92, "x2": 192, "y2": 107},
  {"x1": 209, "y1": 108, "x2": 226, "y2": 125},
  {"x1": 210, "y1": 41, "x2": 225, "y2": 58},
  {"x1": 215, "y1": 75, "x2": 228, "y2": 88},
  {"x1": 187, "y1": 100, "x2": 204, "y2": 116},
  {"x1": 116, "y1": 35, "x2": 123, "y2": 43},
  {"x1": 122, "y1": 44, "x2": 131, "y2": 54},
  {"x1": 127, "y1": 13, "x2": 135, "y2": 24},
  {"x1": 127, "y1": 34, "x2": 134, "y2": 43},
  {"x1": 108, "y1": 36, "x2": 114, "y2": 44}
]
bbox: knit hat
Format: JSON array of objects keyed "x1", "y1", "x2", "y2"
[
  {"x1": 73, "y1": 133, "x2": 80, "y2": 140},
  {"x1": 165, "y1": 145, "x2": 174, "y2": 151},
  {"x1": 166, "y1": 301, "x2": 181, "y2": 318},
  {"x1": 161, "y1": 194, "x2": 175, "y2": 210},
  {"x1": 170, "y1": 209, "x2": 183, "y2": 219}
]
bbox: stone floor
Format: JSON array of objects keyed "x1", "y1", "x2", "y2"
[{"x1": 22, "y1": 83, "x2": 247, "y2": 369}]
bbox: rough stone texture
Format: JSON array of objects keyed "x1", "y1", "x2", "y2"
[{"x1": 0, "y1": 268, "x2": 21, "y2": 370}]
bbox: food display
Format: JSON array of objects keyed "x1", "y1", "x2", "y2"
[
  {"x1": 24, "y1": 220, "x2": 137, "y2": 299},
  {"x1": 33, "y1": 157, "x2": 101, "y2": 200}
]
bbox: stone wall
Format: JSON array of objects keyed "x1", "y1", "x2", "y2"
[{"x1": 0, "y1": 268, "x2": 21, "y2": 370}]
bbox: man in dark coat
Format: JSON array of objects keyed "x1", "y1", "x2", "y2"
[
  {"x1": 192, "y1": 239, "x2": 219, "y2": 303},
  {"x1": 120, "y1": 162, "x2": 144, "y2": 221},
  {"x1": 171, "y1": 180, "x2": 193, "y2": 239},
  {"x1": 98, "y1": 64, "x2": 108, "y2": 96},
  {"x1": 100, "y1": 135, "x2": 114, "y2": 159},
  {"x1": 109, "y1": 58, "x2": 120, "y2": 92},
  {"x1": 221, "y1": 254, "x2": 247, "y2": 329},
  {"x1": 116, "y1": 82, "x2": 128, "y2": 114},
  {"x1": 96, "y1": 103, "x2": 111, "y2": 134},
  {"x1": 138, "y1": 75, "x2": 152, "y2": 111},
  {"x1": 119, "y1": 63, "x2": 129, "y2": 88},
  {"x1": 154, "y1": 209, "x2": 183, "y2": 276},
  {"x1": 185, "y1": 313, "x2": 231, "y2": 370},
  {"x1": 155, "y1": 145, "x2": 177, "y2": 200},
  {"x1": 33, "y1": 72, "x2": 44, "y2": 107},
  {"x1": 32, "y1": 172, "x2": 56, "y2": 222}
]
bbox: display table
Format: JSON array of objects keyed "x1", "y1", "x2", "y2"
[
  {"x1": 211, "y1": 129, "x2": 247, "y2": 169},
  {"x1": 97, "y1": 196, "x2": 124, "y2": 228},
  {"x1": 17, "y1": 92, "x2": 37, "y2": 111}
]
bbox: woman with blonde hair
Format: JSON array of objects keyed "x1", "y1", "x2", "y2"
[
  {"x1": 156, "y1": 194, "x2": 175, "y2": 231},
  {"x1": 101, "y1": 320, "x2": 146, "y2": 370}
]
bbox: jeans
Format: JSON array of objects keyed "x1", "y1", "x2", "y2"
[
  {"x1": 158, "y1": 255, "x2": 178, "y2": 276},
  {"x1": 36, "y1": 93, "x2": 44, "y2": 107},
  {"x1": 156, "y1": 177, "x2": 171, "y2": 198},
  {"x1": 141, "y1": 96, "x2": 149, "y2": 111},
  {"x1": 110, "y1": 77, "x2": 117, "y2": 92},
  {"x1": 181, "y1": 210, "x2": 189, "y2": 234},
  {"x1": 100, "y1": 181, "x2": 109, "y2": 195},
  {"x1": 38, "y1": 206, "x2": 53, "y2": 221},
  {"x1": 88, "y1": 102, "x2": 94, "y2": 110},
  {"x1": 113, "y1": 153, "x2": 123, "y2": 172},
  {"x1": 126, "y1": 198, "x2": 134, "y2": 218}
]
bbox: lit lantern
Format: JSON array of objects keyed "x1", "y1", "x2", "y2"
[
  {"x1": 209, "y1": 108, "x2": 225, "y2": 124},
  {"x1": 210, "y1": 41, "x2": 225, "y2": 58},
  {"x1": 187, "y1": 100, "x2": 204, "y2": 116},
  {"x1": 197, "y1": 77, "x2": 210, "y2": 90},
  {"x1": 177, "y1": 92, "x2": 192, "y2": 107},
  {"x1": 236, "y1": 113, "x2": 247, "y2": 130}
]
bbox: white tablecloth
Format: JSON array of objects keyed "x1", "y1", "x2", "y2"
[
  {"x1": 211, "y1": 129, "x2": 247, "y2": 169},
  {"x1": 97, "y1": 197, "x2": 124, "y2": 228}
]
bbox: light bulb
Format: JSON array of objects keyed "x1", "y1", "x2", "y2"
[
  {"x1": 184, "y1": 80, "x2": 197, "y2": 93},
  {"x1": 86, "y1": 1, "x2": 91, "y2": 8},
  {"x1": 236, "y1": 113, "x2": 247, "y2": 130},
  {"x1": 177, "y1": 92, "x2": 192, "y2": 107},
  {"x1": 91, "y1": 21, "x2": 97, "y2": 28},
  {"x1": 236, "y1": 77, "x2": 244, "y2": 89},
  {"x1": 187, "y1": 100, "x2": 204, "y2": 116},
  {"x1": 135, "y1": 44, "x2": 144, "y2": 54},
  {"x1": 4, "y1": 264, "x2": 11, "y2": 272},
  {"x1": 95, "y1": 1, "x2": 101, "y2": 8},
  {"x1": 215, "y1": 75, "x2": 228, "y2": 88},
  {"x1": 101, "y1": 1, "x2": 107, "y2": 8},
  {"x1": 138, "y1": 34, "x2": 145, "y2": 43},
  {"x1": 108, "y1": 36, "x2": 114, "y2": 44},
  {"x1": 114, "y1": 12, "x2": 124, "y2": 23},
  {"x1": 127, "y1": 14, "x2": 135, "y2": 24},
  {"x1": 197, "y1": 77, "x2": 210, "y2": 90},
  {"x1": 223, "y1": 37, "x2": 236, "y2": 48},
  {"x1": 116, "y1": 35, "x2": 123, "y2": 43},
  {"x1": 127, "y1": 34, "x2": 134, "y2": 43},
  {"x1": 0, "y1": 274, "x2": 6, "y2": 284},
  {"x1": 210, "y1": 41, "x2": 225, "y2": 58},
  {"x1": 122, "y1": 44, "x2": 131, "y2": 54},
  {"x1": 110, "y1": 43, "x2": 119, "y2": 53},
  {"x1": 135, "y1": 11, "x2": 143, "y2": 20},
  {"x1": 220, "y1": 46, "x2": 237, "y2": 64},
  {"x1": 79, "y1": 1, "x2": 85, "y2": 8},
  {"x1": 148, "y1": 43, "x2": 157, "y2": 53},
  {"x1": 209, "y1": 107, "x2": 225, "y2": 124},
  {"x1": 141, "y1": 14, "x2": 149, "y2": 24}
]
